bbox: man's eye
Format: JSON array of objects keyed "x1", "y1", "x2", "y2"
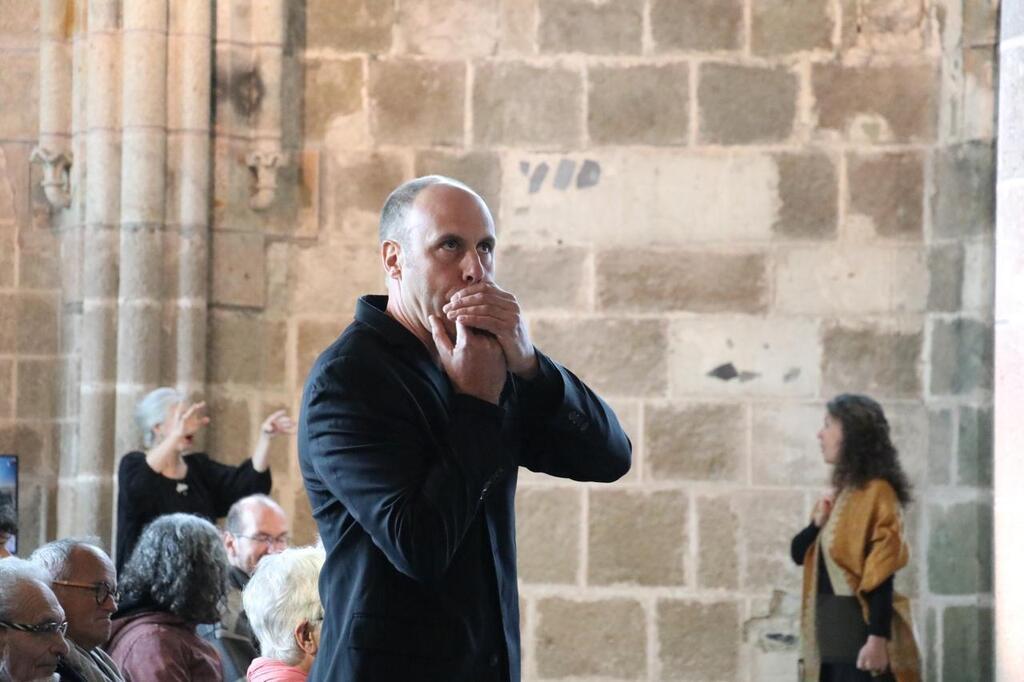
[
  {"x1": 441, "y1": 239, "x2": 459, "y2": 250},
  {"x1": 479, "y1": 243, "x2": 494, "y2": 254}
]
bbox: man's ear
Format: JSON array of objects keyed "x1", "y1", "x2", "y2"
[
  {"x1": 382, "y1": 240, "x2": 402, "y2": 280},
  {"x1": 222, "y1": 531, "x2": 237, "y2": 559}
]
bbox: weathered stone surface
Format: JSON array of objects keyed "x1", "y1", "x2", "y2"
[
  {"x1": 413, "y1": 150, "x2": 501, "y2": 219},
  {"x1": 699, "y1": 63, "x2": 797, "y2": 144},
  {"x1": 0, "y1": 52, "x2": 37, "y2": 139},
  {"x1": 596, "y1": 250, "x2": 768, "y2": 313},
  {"x1": 943, "y1": 605, "x2": 994, "y2": 682},
  {"x1": 0, "y1": 228, "x2": 13, "y2": 288},
  {"x1": 752, "y1": 403, "x2": 829, "y2": 486},
  {"x1": 503, "y1": 152, "x2": 779, "y2": 245},
  {"x1": 499, "y1": 0, "x2": 536, "y2": 53},
  {"x1": 0, "y1": 358, "x2": 11, "y2": 417},
  {"x1": 651, "y1": 0, "x2": 742, "y2": 51},
  {"x1": 0, "y1": 144, "x2": 32, "y2": 231},
  {"x1": 530, "y1": 317, "x2": 667, "y2": 397},
  {"x1": 208, "y1": 311, "x2": 265, "y2": 386},
  {"x1": 839, "y1": 0, "x2": 927, "y2": 51},
  {"x1": 297, "y1": 319, "x2": 345, "y2": 379},
  {"x1": 752, "y1": 0, "x2": 833, "y2": 55},
  {"x1": 515, "y1": 487, "x2": 580, "y2": 583},
  {"x1": 588, "y1": 64, "x2": 688, "y2": 145},
  {"x1": 397, "y1": 0, "x2": 498, "y2": 56},
  {"x1": 928, "y1": 501, "x2": 992, "y2": 594},
  {"x1": 369, "y1": 60, "x2": 465, "y2": 146},
  {"x1": 0, "y1": 422, "x2": 55, "y2": 477},
  {"x1": 204, "y1": 390, "x2": 252, "y2": 466},
  {"x1": 928, "y1": 244, "x2": 964, "y2": 312},
  {"x1": 325, "y1": 149, "x2": 407, "y2": 234},
  {"x1": 8, "y1": 292, "x2": 59, "y2": 356},
  {"x1": 538, "y1": 0, "x2": 642, "y2": 54},
  {"x1": 646, "y1": 403, "x2": 745, "y2": 481},
  {"x1": 957, "y1": 405, "x2": 993, "y2": 487},
  {"x1": 697, "y1": 496, "x2": 740, "y2": 589},
  {"x1": 848, "y1": 151, "x2": 924, "y2": 238},
  {"x1": 589, "y1": 489, "x2": 686, "y2": 585},
  {"x1": 812, "y1": 62, "x2": 937, "y2": 142},
  {"x1": 822, "y1": 324, "x2": 922, "y2": 398},
  {"x1": 670, "y1": 316, "x2": 822, "y2": 397},
  {"x1": 737, "y1": 491, "x2": 804, "y2": 591},
  {"x1": 773, "y1": 151, "x2": 838, "y2": 239},
  {"x1": 535, "y1": 598, "x2": 646, "y2": 678},
  {"x1": 883, "y1": 403, "x2": 929, "y2": 486},
  {"x1": 290, "y1": 241, "x2": 384, "y2": 317},
  {"x1": 927, "y1": 409, "x2": 953, "y2": 485},
  {"x1": 775, "y1": 247, "x2": 929, "y2": 314},
  {"x1": 16, "y1": 359, "x2": 57, "y2": 420},
  {"x1": 473, "y1": 62, "x2": 583, "y2": 147},
  {"x1": 304, "y1": 58, "x2": 363, "y2": 141},
  {"x1": 931, "y1": 141, "x2": 995, "y2": 238},
  {"x1": 930, "y1": 317, "x2": 993, "y2": 395},
  {"x1": 658, "y1": 600, "x2": 741, "y2": 679},
  {"x1": 961, "y1": 240, "x2": 994, "y2": 314},
  {"x1": 496, "y1": 244, "x2": 587, "y2": 311},
  {"x1": 305, "y1": 0, "x2": 394, "y2": 52},
  {"x1": 211, "y1": 231, "x2": 265, "y2": 308},
  {"x1": 0, "y1": 0, "x2": 40, "y2": 48}
]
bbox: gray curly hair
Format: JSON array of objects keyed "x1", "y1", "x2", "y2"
[{"x1": 118, "y1": 513, "x2": 228, "y2": 624}]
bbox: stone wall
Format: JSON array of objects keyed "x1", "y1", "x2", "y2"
[{"x1": 0, "y1": 0, "x2": 999, "y2": 680}]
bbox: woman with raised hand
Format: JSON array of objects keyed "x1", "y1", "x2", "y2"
[{"x1": 790, "y1": 394, "x2": 921, "y2": 682}]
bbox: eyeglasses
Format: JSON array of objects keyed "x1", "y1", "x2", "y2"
[
  {"x1": 0, "y1": 620, "x2": 69, "y2": 637},
  {"x1": 236, "y1": 533, "x2": 290, "y2": 547},
  {"x1": 52, "y1": 580, "x2": 120, "y2": 605}
]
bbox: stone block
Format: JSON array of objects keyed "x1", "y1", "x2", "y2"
[
  {"x1": 670, "y1": 316, "x2": 823, "y2": 398},
  {"x1": 0, "y1": 143, "x2": 32, "y2": 230},
  {"x1": 496, "y1": 244, "x2": 588, "y2": 312},
  {"x1": 658, "y1": 600, "x2": 741, "y2": 679},
  {"x1": 305, "y1": 0, "x2": 394, "y2": 52},
  {"x1": 502, "y1": 152, "x2": 779, "y2": 245},
  {"x1": 928, "y1": 501, "x2": 992, "y2": 594},
  {"x1": 324, "y1": 149, "x2": 408, "y2": 235},
  {"x1": 839, "y1": 0, "x2": 927, "y2": 51},
  {"x1": 930, "y1": 317, "x2": 993, "y2": 396},
  {"x1": 737, "y1": 491, "x2": 804, "y2": 591},
  {"x1": 7, "y1": 292, "x2": 58, "y2": 356},
  {"x1": 697, "y1": 496, "x2": 739, "y2": 589},
  {"x1": 927, "y1": 244, "x2": 964, "y2": 312},
  {"x1": 0, "y1": 228, "x2": 13, "y2": 288},
  {"x1": 291, "y1": 486, "x2": 317, "y2": 546},
  {"x1": 0, "y1": 52, "x2": 37, "y2": 139},
  {"x1": 263, "y1": 320, "x2": 287, "y2": 388},
  {"x1": 927, "y1": 409, "x2": 953, "y2": 485},
  {"x1": 290, "y1": 241, "x2": 385, "y2": 317},
  {"x1": 931, "y1": 141, "x2": 994, "y2": 238},
  {"x1": 413, "y1": 150, "x2": 501, "y2": 219},
  {"x1": 883, "y1": 403, "x2": 929, "y2": 487},
  {"x1": 499, "y1": 0, "x2": 536, "y2": 53},
  {"x1": 812, "y1": 62, "x2": 937, "y2": 142},
  {"x1": 0, "y1": 422, "x2": 55, "y2": 478},
  {"x1": 211, "y1": 231, "x2": 265, "y2": 308},
  {"x1": 957, "y1": 405, "x2": 993, "y2": 487},
  {"x1": 848, "y1": 151, "x2": 924, "y2": 239},
  {"x1": 698, "y1": 63, "x2": 797, "y2": 144},
  {"x1": 775, "y1": 247, "x2": 929, "y2": 314},
  {"x1": 515, "y1": 486, "x2": 580, "y2": 583},
  {"x1": 208, "y1": 311, "x2": 265, "y2": 386},
  {"x1": 304, "y1": 58, "x2": 363, "y2": 141},
  {"x1": 822, "y1": 323, "x2": 922, "y2": 398},
  {"x1": 535, "y1": 598, "x2": 646, "y2": 678},
  {"x1": 0, "y1": 0, "x2": 40, "y2": 48},
  {"x1": 529, "y1": 318, "x2": 667, "y2": 397},
  {"x1": 751, "y1": 403, "x2": 829, "y2": 486},
  {"x1": 588, "y1": 63, "x2": 688, "y2": 145},
  {"x1": 369, "y1": 59, "x2": 465, "y2": 146},
  {"x1": 651, "y1": 0, "x2": 742, "y2": 51},
  {"x1": 961, "y1": 240, "x2": 994, "y2": 314},
  {"x1": 16, "y1": 359, "x2": 57, "y2": 420},
  {"x1": 0, "y1": 358, "x2": 10, "y2": 417},
  {"x1": 962, "y1": 45, "x2": 997, "y2": 142},
  {"x1": 752, "y1": 0, "x2": 833, "y2": 55},
  {"x1": 204, "y1": 390, "x2": 252, "y2": 466},
  {"x1": 596, "y1": 250, "x2": 768, "y2": 313},
  {"x1": 942, "y1": 605, "x2": 994, "y2": 682},
  {"x1": 297, "y1": 319, "x2": 345, "y2": 380},
  {"x1": 645, "y1": 403, "x2": 745, "y2": 481},
  {"x1": 473, "y1": 62, "x2": 583, "y2": 147},
  {"x1": 397, "y1": 0, "x2": 498, "y2": 57},
  {"x1": 773, "y1": 151, "x2": 838, "y2": 239},
  {"x1": 538, "y1": 0, "x2": 641, "y2": 54},
  {"x1": 588, "y1": 489, "x2": 686, "y2": 586}
]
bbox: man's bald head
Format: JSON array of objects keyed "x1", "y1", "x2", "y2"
[{"x1": 379, "y1": 175, "x2": 490, "y2": 247}]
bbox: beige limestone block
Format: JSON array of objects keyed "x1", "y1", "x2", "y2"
[
  {"x1": 538, "y1": 0, "x2": 642, "y2": 55},
  {"x1": 847, "y1": 151, "x2": 924, "y2": 239},
  {"x1": 775, "y1": 246, "x2": 929, "y2": 314},
  {"x1": 514, "y1": 486, "x2": 580, "y2": 583},
  {"x1": 13, "y1": 291, "x2": 59, "y2": 355},
  {"x1": 413, "y1": 150, "x2": 502, "y2": 218},
  {"x1": 211, "y1": 231, "x2": 266, "y2": 308},
  {"x1": 304, "y1": 58, "x2": 363, "y2": 141},
  {"x1": 962, "y1": 240, "x2": 994, "y2": 314},
  {"x1": 588, "y1": 63, "x2": 689, "y2": 146},
  {"x1": 121, "y1": 35, "x2": 168, "y2": 129},
  {"x1": 495, "y1": 243, "x2": 588, "y2": 312},
  {"x1": 669, "y1": 316, "x2": 823, "y2": 398},
  {"x1": 0, "y1": 52, "x2": 38, "y2": 140},
  {"x1": 0, "y1": 0, "x2": 40, "y2": 49},
  {"x1": 0, "y1": 227, "x2": 12, "y2": 289},
  {"x1": 291, "y1": 486, "x2": 317, "y2": 545},
  {"x1": 962, "y1": 45, "x2": 996, "y2": 141},
  {"x1": 751, "y1": 402, "x2": 830, "y2": 486},
  {"x1": 696, "y1": 495, "x2": 740, "y2": 589},
  {"x1": 589, "y1": 488, "x2": 687, "y2": 586},
  {"x1": 773, "y1": 151, "x2": 839, "y2": 239},
  {"x1": 752, "y1": 0, "x2": 834, "y2": 55},
  {"x1": 658, "y1": 599, "x2": 742, "y2": 679},
  {"x1": 472, "y1": 62, "x2": 583, "y2": 147},
  {"x1": 821, "y1": 322, "x2": 922, "y2": 398},
  {"x1": 498, "y1": 0, "x2": 536, "y2": 54},
  {"x1": 369, "y1": 59, "x2": 465, "y2": 146},
  {"x1": 698, "y1": 62, "x2": 798, "y2": 144},
  {"x1": 306, "y1": 0, "x2": 394, "y2": 53},
  {"x1": 529, "y1": 317, "x2": 668, "y2": 397},
  {"x1": 324, "y1": 149, "x2": 408, "y2": 226},
  {"x1": 0, "y1": 422, "x2": 56, "y2": 478},
  {"x1": 18, "y1": 227, "x2": 60, "y2": 289},
  {"x1": 651, "y1": 0, "x2": 743, "y2": 52},
  {"x1": 501, "y1": 152, "x2": 780, "y2": 246},
  {"x1": 290, "y1": 241, "x2": 385, "y2": 317},
  {"x1": 204, "y1": 389, "x2": 252, "y2": 466},
  {"x1": 297, "y1": 318, "x2": 346, "y2": 379},
  {"x1": 645, "y1": 402, "x2": 747, "y2": 481},
  {"x1": 737, "y1": 490, "x2": 804, "y2": 591},
  {"x1": 16, "y1": 359, "x2": 58, "y2": 420},
  {"x1": 0, "y1": 358, "x2": 11, "y2": 418},
  {"x1": 208, "y1": 311, "x2": 267, "y2": 386},
  {"x1": 535, "y1": 598, "x2": 646, "y2": 678},
  {"x1": 121, "y1": 131, "x2": 168, "y2": 224},
  {"x1": 396, "y1": 0, "x2": 498, "y2": 57},
  {"x1": 884, "y1": 402, "x2": 929, "y2": 487}
]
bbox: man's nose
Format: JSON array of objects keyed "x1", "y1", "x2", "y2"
[
  {"x1": 461, "y1": 251, "x2": 484, "y2": 283},
  {"x1": 52, "y1": 633, "x2": 70, "y2": 656}
]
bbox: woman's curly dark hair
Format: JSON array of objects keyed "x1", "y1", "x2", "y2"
[
  {"x1": 118, "y1": 513, "x2": 228, "y2": 624},
  {"x1": 828, "y1": 393, "x2": 913, "y2": 506}
]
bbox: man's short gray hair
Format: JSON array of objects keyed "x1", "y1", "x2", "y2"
[
  {"x1": 379, "y1": 175, "x2": 484, "y2": 246},
  {"x1": 225, "y1": 494, "x2": 285, "y2": 536},
  {"x1": 0, "y1": 557, "x2": 51, "y2": 619},
  {"x1": 242, "y1": 546, "x2": 326, "y2": 666},
  {"x1": 29, "y1": 537, "x2": 105, "y2": 582},
  {"x1": 135, "y1": 387, "x2": 185, "y2": 448}
]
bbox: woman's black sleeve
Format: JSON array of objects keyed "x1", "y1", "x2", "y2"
[
  {"x1": 790, "y1": 523, "x2": 820, "y2": 565},
  {"x1": 865, "y1": 575, "x2": 895, "y2": 638}
]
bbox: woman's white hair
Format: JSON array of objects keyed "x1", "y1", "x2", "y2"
[
  {"x1": 242, "y1": 545, "x2": 326, "y2": 666},
  {"x1": 135, "y1": 387, "x2": 184, "y2": 448}
]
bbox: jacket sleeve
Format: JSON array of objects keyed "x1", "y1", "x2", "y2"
[
  {"x1": 302, "y1": 355, "x2": 512, "y2": 585},
  {"x1": 513, "y1": 350, "x2": 632, "y2": 482}
]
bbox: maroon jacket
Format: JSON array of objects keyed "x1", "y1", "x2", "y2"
[{"x1": 106, "y1": 610, "x2": 223, "y2": 682}]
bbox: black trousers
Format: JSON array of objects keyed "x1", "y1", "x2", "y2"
[{"x1": 821, "y1": 663, "x2": 896, "y2": 681}]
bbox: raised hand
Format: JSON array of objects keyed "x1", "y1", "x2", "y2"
[
  {"x1": 260, "y1": 409, "x2": 296, "y2": 437},
  {"x1": 170, "y1": 401, "x2": 210, "y2": 445},
  {"x1": 429, "y1": 315, "x2": 507, "y2": 405},
  {"x1": 811, "y1": 490, "x2": 837, "y2": 527},
  {"x1": 442, "y1": 282, "x2": 538, "y2": 379}
]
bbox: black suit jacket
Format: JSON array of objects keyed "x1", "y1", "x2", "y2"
[{"x1": 298, "y1": 296, "x2": 631, "y2": 681}]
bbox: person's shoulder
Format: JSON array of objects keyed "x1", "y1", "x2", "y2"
[
  {"x1": 118, "y1": 451, "x2": 149, "y2": 475},
  {"x1": 864, "y1": 478, "x2": 899, "y2": 505},
  {"x1": 305, "y1": 320, "x2": 393, "y2": 391}
]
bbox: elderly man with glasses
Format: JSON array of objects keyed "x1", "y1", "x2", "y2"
[
  {"x1": 29, "y1": 539, "x2": 124, "y2": 682},
  {"x1": 200, "y1": 494, "x2": 289, "y2": 681},
  {"x1": 0, "y1": 557, "x2": 70, "y2": 682}
]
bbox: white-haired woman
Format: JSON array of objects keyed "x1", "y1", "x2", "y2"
[
  {"x1": 242, "y1": 546, "x2": 325, "y2": 681},
  {"x1": 115, "y1": 387, "x2": 295, "y2": 573}
]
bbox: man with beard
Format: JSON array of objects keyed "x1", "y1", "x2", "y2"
[{"x1": 0, "y1": 557, "x2": 69, "y2": 682}]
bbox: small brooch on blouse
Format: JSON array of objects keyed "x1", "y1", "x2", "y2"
[{"x1": 176, "y1": 482, "x2": 189, "y2": 495}]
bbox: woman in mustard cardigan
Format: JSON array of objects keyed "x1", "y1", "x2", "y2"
[{"x1": 790, "y1": 394, "x2": 921, "y2": 682}]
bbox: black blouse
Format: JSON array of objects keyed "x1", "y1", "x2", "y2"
[{"x1": 115, "y1": 451, "x2": 272, "y2": 573}]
